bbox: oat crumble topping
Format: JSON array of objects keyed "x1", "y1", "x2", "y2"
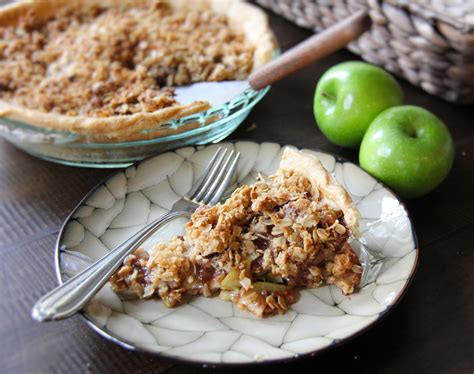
[
  {"x1": 110, "y1": 167, "x2": 362, "y2": 318},
  {"x1": 0, "y1": 1, "x2": 254, "y2": 117}
]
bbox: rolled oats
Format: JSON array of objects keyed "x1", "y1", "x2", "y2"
[
  {"x1": 0, "y1": 1, "x2": 254, "y2": 117},
  {"x1": 110, "y1": 158, "x2": 362, "y2": 317}
]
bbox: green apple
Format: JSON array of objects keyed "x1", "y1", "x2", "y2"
[
  {"x1": 314, "y1": 61, "x2": 403, "y2": 148},
  {"x1": 359, "y1": 105, "x2": 454, "y2": 198}
]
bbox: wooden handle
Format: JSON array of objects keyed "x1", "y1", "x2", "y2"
[{"x1": 248, "y1": 10, "x2": 371, "y2": 90}]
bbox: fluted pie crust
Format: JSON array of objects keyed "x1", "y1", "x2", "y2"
[
  {"x1": 0, "y1": 0, "x2": 276, "y2": 141},
  {"x1": 110, "y1": 149, "x2": 362, "y2": 318}
]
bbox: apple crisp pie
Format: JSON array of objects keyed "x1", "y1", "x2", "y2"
[
  {"x1": 0, "y1": 0, "x2": 275, "y2": 139},
  {"x1": 110, "y1": 149, "x2": 362, "y2": 317}
]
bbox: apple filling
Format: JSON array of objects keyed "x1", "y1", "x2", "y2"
[{"x1": 110, "y1": 150, "x2": 362, "y2": 317}]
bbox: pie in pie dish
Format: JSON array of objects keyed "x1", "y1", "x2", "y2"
[
  {"x1": 0, "y1": 0, "x2": 275, "y2": 141},
  {"x1": 110, "y1": 149, "x2": 362, "y2": 317}
]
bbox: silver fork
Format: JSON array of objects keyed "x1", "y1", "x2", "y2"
[{"x1": 32, "y1": 147, "x2": 240, "y2": 322}]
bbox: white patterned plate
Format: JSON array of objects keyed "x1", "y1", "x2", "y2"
[{"x1": 56, "y1": 142, "x2": 418, "y2": 367}]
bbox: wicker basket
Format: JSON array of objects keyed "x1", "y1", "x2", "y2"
[{"x1": 257, "y1": 0, "x2": 474, "y2": 104}]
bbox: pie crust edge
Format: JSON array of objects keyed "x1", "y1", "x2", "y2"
[{"x1": 280, "y1": 148, "x2": 360, "y2": 236}]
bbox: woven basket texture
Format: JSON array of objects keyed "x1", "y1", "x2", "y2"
[{"x1": 257, "y1": 0, "x2": 474, "y2": 104}]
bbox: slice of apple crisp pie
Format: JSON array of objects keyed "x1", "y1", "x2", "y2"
[{"x1": 110, "y1": 148, "x2": 362, "y2": 317}]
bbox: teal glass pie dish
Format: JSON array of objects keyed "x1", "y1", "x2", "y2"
[{"x1": 0, "y1": 86, "x2": 269, "y2": 168}]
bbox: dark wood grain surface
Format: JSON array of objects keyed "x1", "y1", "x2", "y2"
[{"x1": 1, "y1": 7, "x2": 473, "y2": 374}]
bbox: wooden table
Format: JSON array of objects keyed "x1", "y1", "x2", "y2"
[{"x1": 1, "y1": 8, "x2": 473, "y2": 374}]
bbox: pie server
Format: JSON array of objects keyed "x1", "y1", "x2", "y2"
[{"x1": 175, "y1": 10, "x2": 371, "y2": 107}]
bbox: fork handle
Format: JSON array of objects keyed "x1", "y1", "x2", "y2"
[{"x1": 32, "y1": 210, "x2": 187, "y2": 322}]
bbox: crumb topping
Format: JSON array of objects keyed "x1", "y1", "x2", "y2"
[
  {"x1": 0, "y1": 1, "x2": 254, "y2": 117},
  {"x1": 110, "y1": 169, "x2": 362, "y2": 318}
]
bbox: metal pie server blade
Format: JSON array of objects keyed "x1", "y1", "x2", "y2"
[{"x1": 174, "y1": 80, "x2": 250, "y2": 107}]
